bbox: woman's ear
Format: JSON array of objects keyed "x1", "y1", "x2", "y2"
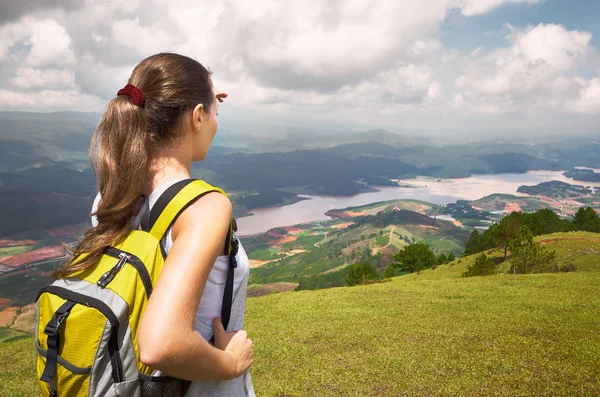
[{"x1": 192, "y1": 103, "x2": 205, "y2": 133}]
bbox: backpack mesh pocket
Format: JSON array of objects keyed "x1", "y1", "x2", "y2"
[{"x1": 139, "y1": 374, "x2": 191, "y2": 397}]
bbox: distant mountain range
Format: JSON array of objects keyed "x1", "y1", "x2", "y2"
[{"x1": 1, "y1": 110, "x2": 599, "y2": 236}]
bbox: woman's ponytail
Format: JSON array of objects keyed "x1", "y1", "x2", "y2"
[{"x1": 54, "y1": 52, "x2": 215, "y2": 278}]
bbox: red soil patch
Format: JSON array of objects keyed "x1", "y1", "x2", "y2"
[
  {"x1": 327, "y1": 210, "x2": 367, "y2": 219},
  {"x1": 281, "y1": 226, "x2": 304, "y2": 234},
  {"x1": 326, "y1": 210, "x2": 352, "y2": 219},
  {"x1": 0, "y1": 239, "x2": 37, "y2": 247},
  {"x1": 267, "y1": 230, "x2": 286, "y2": 238},
  {"x1": 471, "y1": 205, "x2": 486, "y2": 211},
  {"x1": 272, "y1": 235, "x2": 298, "y2": 248},
  {"x1": 331, "y1": 222, "x2": 356, "y2": 229},
  {"x1": 268, "y1": 282, "x2": 299, "y2": 293},
  {"x1": 0, "y1": 307, "x2": 18, "y2": 327},
  {"x1": 350, "y1": 211, "x2": 368, "y2": 216},
  {"x1": 46, "y1": 224, "x2": 87, "y2": 237},
  {"x1": 0, "y1": 245, "x2": 65, "y2": 267},
  {"x1": 539, "y1": 237, "x2": 600, "y2": 245},
  {"x1": 504, "y1": 202, "x2": 523, "y2": 213}
]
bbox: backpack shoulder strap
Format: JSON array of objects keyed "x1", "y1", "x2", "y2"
[
  {"x1": 142, "y1": 179, "x2": 239, "y2": 332},
  {"x1": 144, "y1": 179, "x2": 235, "y2": 256},
  {"x1": 145, "y1": 178, "x2": 239, "y2": 333}
]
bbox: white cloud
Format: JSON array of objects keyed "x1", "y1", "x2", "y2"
[
  {"x1": 0, "y1": 0, "x2": 597, "y2": 131},
  {"x1": 454, "y1": 23, "x2": 596, "y2": 114},
  {"x1": 0, "y1": 88, "x2": 104, "y2": 111},
  {"x1": 453, "y1": 0, "x2": 543, "y2": 16},
  {"x1": 568, "y1": 78, "x2": 600, "y2": 115},
  {"x1": 25, "y1": 19, "x2": 75, "y2": 67},
  {"x1": 9, "y1": 67, "x2": 75, "y2": 89}
]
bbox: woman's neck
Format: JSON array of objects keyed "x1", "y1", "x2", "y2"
[{"x1": 145, "y1": 154, "x2": 192, "y2": 197}]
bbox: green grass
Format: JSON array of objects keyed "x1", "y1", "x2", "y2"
[
  {"x1": 0, "y1": 245, "x2": 36, "y2": 259},
  {"x1": 0, "y1": 337, "x2": 36, "y2": 396},
  {"x1": 245, "y1": 271, "x2": 600, "y2": 396},
  {"x1": 3, "y1": 233, "x2": 599, "y2": 396},
  {"x1": 283, "y1": 234, "x2": 325, "y2": 250},
  {"x1": 374, "y1": 235, "x2": 389, "y2": 246},
  {"x1": 246, "y1": 248, "x2": 282, "y2": 261},
  {"x1": 0, "y1": 328, "x2": 30, "y2": 343}
]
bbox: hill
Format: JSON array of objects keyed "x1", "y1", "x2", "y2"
[
  {"x1": 245, "y1": 201, "x2": 470, "y2": 290},
  {"x1": 1, "y1": 233, "x2": 599, "y2": 396}
]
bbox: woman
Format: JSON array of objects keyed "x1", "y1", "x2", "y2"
[{"x1": 72, "y1": 53, "x2": 255, "y2": 396}]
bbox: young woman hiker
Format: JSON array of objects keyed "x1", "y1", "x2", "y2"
[{"x1": 65, "y1": 53, "x2": 255, "y2": 396}]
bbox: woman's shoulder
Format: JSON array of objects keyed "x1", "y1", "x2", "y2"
[{"x1": 171, "y1": 191, "x2": 232, "y2": 239}]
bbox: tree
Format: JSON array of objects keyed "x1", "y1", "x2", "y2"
[
  {"x1": 573, "y1": 207, "x2": 600, "y2": 232},
  {"x1": 448, "y1": 252, "x2": 456, "y2": 262},
  {"x1": 463, "y1": 229, "x2": 483, "y2": 256},
  {"x1": 463, "y1": 254, "x2": 496, "y2": 277},
  {"x1": 498, "y1": 216, "x2": 520, "y2": 260},
  {"x1": 509, "y1": 226, "x2": 557, "y2": 274},
  {"x1": 346, "y1": 263, "x2": 379, "y2": 286},
  {"x1": 437, "y1": 252, "x2": 448, "y2": 265},
  {"x1": 392, "y1": 243, "x2": 436, "y2": 273}
]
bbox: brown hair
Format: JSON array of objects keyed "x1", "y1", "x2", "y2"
[{"x1": 54, "y1": 53, "x2": 214, "y2": 278}]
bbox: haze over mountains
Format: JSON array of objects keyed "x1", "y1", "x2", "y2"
[{"x1": 1, "y1": 110, "x2": 599, "y2": 236}]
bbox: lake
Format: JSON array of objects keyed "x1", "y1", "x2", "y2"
[{"x1": 236, "y1": 170, "x2": 597, "y2": 236}]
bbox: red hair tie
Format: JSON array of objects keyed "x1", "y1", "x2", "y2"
[{"x1": 117, "y1": 84, "x2": 145, "y2": 108}]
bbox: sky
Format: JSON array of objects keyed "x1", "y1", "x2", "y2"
[{"x1": 0, "y1": 0, "x2": 599, "y2": 136}]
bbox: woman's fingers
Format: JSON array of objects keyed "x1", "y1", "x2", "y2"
[
  {"x1": 216, "y1": 92, "x2": 228, "y2": 102},
  {"x1": 224, "y1": 329, "x2": 254, "y2": 377}
]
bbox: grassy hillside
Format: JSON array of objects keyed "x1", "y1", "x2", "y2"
[
  {"x1": 246, "y1": 202, "x2": 469, "y2": 289},
  {"x1": 2, "y1": 233, "x2": 599, "y2": 396}
]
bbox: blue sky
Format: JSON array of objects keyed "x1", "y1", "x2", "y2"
[{"x1": 442, "y1": 0, "x2": 600, "y2": 51}]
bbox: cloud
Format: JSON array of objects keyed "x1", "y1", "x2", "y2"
[
  {"x1": 25, "y1": 19, "x2": 76, "y2": 67},
  {"x1": 452, "y1": 0, "x2": 543, "y2": 16},
  {"x1": 0, "y1": 88, "x2": 104, "y2": 111},
  {"x1": 0, "y1": 0, "x2": 81, "y2": 25},
  {"x1": 0, "y1": 0, "x2": 597, "y2": 131},
  {"x1": 568, "y1": 78, "x2": 600, "y2": 115},
  {"x1": 9, "y1": 67, "x2": 75, "y2": 89},
  {"x1": 454, "y1": 23, "x2": 596, "y2": 114}
]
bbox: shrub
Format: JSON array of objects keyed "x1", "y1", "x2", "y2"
[
  {"x1": 509, "y1": 226, "x2": 559, "y2": 274},
  {"x1": 392, "y1": 243, "x2": 436, "y2": 273},
  {"x1": 463, "y1": 254, "x2": 496, "y2": 277},
  {"x1": 346, "y1": 263, "x2": 380, "y2": 286}
]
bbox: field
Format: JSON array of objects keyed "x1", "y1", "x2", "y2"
[
  {"x1": 2, "y1": 233, "x2": 599, "y2": 396},
  {"x1": 0, "y1": 245, "x2": 36, "y2": 259}
]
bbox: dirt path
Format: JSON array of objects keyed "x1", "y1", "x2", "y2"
[
  {"x1": 249, "y1": 259, "x2": 272, "y2": 268},
  {"x1": 373, "y1": 226, "x2": 396, "y2": 255},
  {"x1": 12, "y1": 304, "x2": 35, "y2": 332},
  {"x1": 538, "y1": 237, "x2": 600, "y2": 245}
]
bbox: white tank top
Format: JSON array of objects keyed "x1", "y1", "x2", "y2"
[{"x1": 90, "y1": 181, "x2": 249, "y2": 327}]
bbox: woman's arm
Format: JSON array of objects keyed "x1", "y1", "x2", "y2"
[{"x1": 137, "y1": 191, "x2": 253, "y2": 380}]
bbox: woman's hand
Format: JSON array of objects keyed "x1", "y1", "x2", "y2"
[
  {"x1": 216, "y1": 92, "x2": 228, "y2": 102},
  {"x1": 213, "y1": 317, "x2": 254, "y2": 377}
]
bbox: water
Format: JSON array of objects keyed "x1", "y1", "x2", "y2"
[{"x1": 236, "y1": 170, "x2": 596, "y2": 236}]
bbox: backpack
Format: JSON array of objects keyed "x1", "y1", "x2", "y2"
[{"x1": 35, "y1": 179, "x2": 239, "y2": 397}]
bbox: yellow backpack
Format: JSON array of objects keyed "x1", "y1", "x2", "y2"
[{"x1": 35, "y1": 179, "x2": 239, "y2": 397}]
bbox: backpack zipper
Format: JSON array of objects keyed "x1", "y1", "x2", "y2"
[
  {"x1": 37, "y1": 286, "x2": 124, "y2": 383},
  {"x1": 103, "y1": 247, "x2": 153, "y2": 298}
]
